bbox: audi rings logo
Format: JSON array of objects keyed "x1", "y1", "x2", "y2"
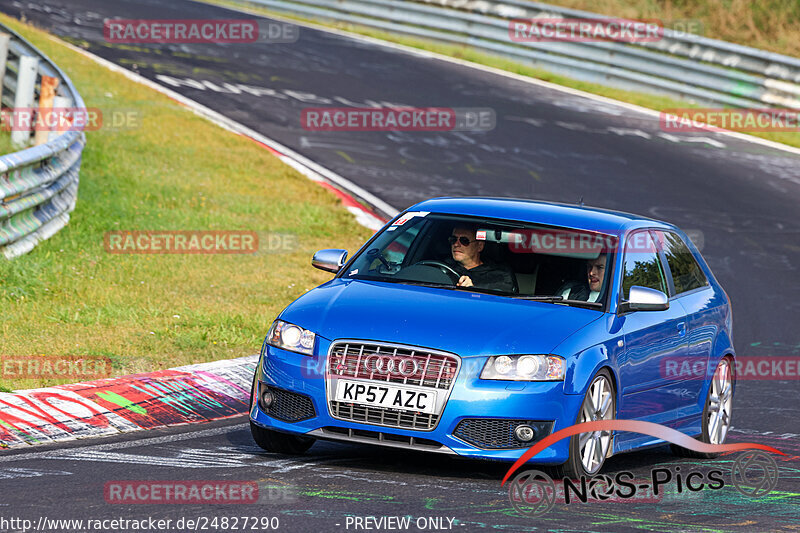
[{"x1": 363, "y1": 355, "x2": 419, "y2": 377}]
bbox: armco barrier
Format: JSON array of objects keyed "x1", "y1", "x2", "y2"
[
  {"x1": 0, "y1": 22, "x2": 86, "y2": 259},
  {"x1": 242, "y1": 0, "x2": 800, "y2": 110}
]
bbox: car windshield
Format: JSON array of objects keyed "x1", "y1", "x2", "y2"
[{"x1": 340, "y1": 212, "x2": 616, "y2": 309}]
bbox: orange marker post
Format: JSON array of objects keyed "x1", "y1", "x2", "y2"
[{"x1": 33, "y1": 75, "x2": 59, "y2": 145}]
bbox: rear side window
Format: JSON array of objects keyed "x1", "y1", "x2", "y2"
[
  {"x1": 654, "y1": 231, "x2": 708, "y2": 295},
  {"x1": 621, "y1": 231, "x2": 667, "y2": 299}
]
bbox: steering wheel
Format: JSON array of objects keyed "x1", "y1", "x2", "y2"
[{"x1": 414, "y1": 260, "x2": 461, "y2": 283}]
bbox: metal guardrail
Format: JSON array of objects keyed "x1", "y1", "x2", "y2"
[
  {"x1": 243, "y1": 0, "x2": 800, "y2": 110},
  {"x1": 0, "y1": 22, "x2": 86, "y2": 259}
]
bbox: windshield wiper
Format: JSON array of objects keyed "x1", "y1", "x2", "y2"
[
  {"x1": 561, "y1": 299, "x2": 603, "y2": 309},
  {"x1": 452, "y1": 286, "x2": 507, "y2": 296},
  {"x1": 394, "y1": 279, "x2": 458, "y2": 290},
  {"x1": 511, "y1": 295, "x2": 603, "y2": 309},
  {"x1": 356, "y1": 277, "x2": 504, "y2": 294}
]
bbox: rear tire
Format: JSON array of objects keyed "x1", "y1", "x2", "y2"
[
  {"x1": 249, "y1": 375, "x2": 315, "y2": 454},
  {"x1": 671, "y1": 356, "x2": 733, "y2": 458},
  {"x1": 551, "y1": 369, "x2": 616, "y2": 479}
]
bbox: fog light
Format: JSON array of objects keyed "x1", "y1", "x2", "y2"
[
  {"x1": 514, "y1": 424, "x2": 535, "y2": 442},
  {"x1": 259, "y1": 387, "x2": 274, "y2": 411}
]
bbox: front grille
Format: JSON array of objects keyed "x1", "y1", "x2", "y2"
[
  {"x1": 319, "y1": 426, "x2": 444, "y2": 450},
  {"x1": 453, "y1": 419, "x2": 554, "y2": 449},
  {"x1": 330, "y1": 401, "x2": 439, "y2": 430},
  {"x1": 328, "y1": 342, "x2": 458, "y2": 390},
  {"x1": 327, "y1": 341, "x2": 460, "y2": 431},
  {"x1": 265, "y1": 386, "x2": 316, "y2": 422}
]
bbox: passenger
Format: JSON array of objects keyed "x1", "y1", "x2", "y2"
[
  {"x1": 444, "y1": 226, "x2": 515, "y2": 292},
  {"x1": 558, "y1": 254, "x2": 607, "y2": 302}
]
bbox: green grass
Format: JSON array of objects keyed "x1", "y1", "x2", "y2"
[
  {"x1": 204, "y1": 0, "x2": 800, "y2": 150},
  {"x1": 0, "y1": 14, "x2": 372, "y2": 391},
  {"x1": 0, "y1": 134, "x2": 14, "y2": 155},
  {"x1": 541, "y1": 0, "x2": 800, "y2": 58}
]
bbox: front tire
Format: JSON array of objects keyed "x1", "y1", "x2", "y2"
[
  {"x1": 552, "y1": 369, "x2": 616, "y2": 479},
  {"x1": 250, "y1": 422, "x2": 315, "y2": 454},
  {"x1": 671, "y1": 356, "x2": 733, "y2": 458}
]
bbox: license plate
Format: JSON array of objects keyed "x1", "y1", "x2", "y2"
[{"x1": 334, "y1": 380, "x2": 437, "y2": 414}]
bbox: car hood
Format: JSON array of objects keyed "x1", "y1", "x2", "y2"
[{"x1": 279, "y1": 278, "x2": 604, "y2": 357}]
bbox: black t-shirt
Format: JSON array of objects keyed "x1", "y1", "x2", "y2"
[
  {"x1": 557, "y1": 280, "x2": 590, "y2": 301},
  {"x1": 444, "y1": 258, "x2": 516, "y2": 293}
]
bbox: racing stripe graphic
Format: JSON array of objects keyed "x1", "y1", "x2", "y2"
[{"x1": 501, "y1": 419, "x2": 786, "y2": 485}]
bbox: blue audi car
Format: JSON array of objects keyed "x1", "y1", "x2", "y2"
[{"x1": 250, "y1": 197, "x2": 734, "y2": 477}]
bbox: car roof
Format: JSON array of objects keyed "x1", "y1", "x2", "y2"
[{"x1": 408, "y1": 197, "x2": 676, "y2": 234}]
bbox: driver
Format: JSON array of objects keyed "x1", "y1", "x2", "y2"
[{"x1": 444, "y1": 226, "x2": 515, "y2": 292}]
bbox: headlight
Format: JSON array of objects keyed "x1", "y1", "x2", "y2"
[
  {"x1": 480, "y1": 355, "x2": 565, "y2": 381},
  {"x1": 266, "y1": 320, "x2": 316, "y2": 356}
]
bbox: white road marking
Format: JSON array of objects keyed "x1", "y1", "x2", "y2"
[
  {"x1": 191, "y1": 0, "x2": 800, "y2": 157},
  {"x1": 731, "y1": 428, "x2": 800, "y2": 439},
  {"x1": 51, "y1": 37, "x2": 398, "y2": 224},
  {"x1": 658, "y1": 133, "x2": 726, "y2": 148},
  {"x1": 44, "y1": 449, "x2": 252, "y2": 468},
  {"x1": 555, "y1": 121, "x2": 590, "y2": 131},
  {"x1": 0, "y1": 467, "x2": 72, "y2": 480},
  {"x1": 510, "y1": 116, "x2": 727, "y2": 147},
  {"x1": 299, "y1": 136, "x2": 388, "y2": 154},
  {"x1": 0, "y1": 424, "x2": 241, "y2": 463},
  {"x1": 608, "y1": 128, "x2": 652, "y2": 139},
  {"x1": 1, "y1": 421, "x2": 375, "y2": 476}
]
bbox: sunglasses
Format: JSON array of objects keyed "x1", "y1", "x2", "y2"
[{"x1": 448, "y1": 235, "x2": 475, "y2": 246}]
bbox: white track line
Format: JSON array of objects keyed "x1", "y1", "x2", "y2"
[
  {"x1": 0, "y1": 423, "x2": 244, "y2": 463},
  {"x1": 195, "y1": 0, "x2": 800, "y2": 157}
]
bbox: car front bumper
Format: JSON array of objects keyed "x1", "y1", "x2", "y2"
[{"x1": 250, "y1": 342, "x2": 583, "y2": 463}]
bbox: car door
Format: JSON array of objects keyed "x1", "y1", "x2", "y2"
[
  {"x1": 616, "y1": 230, "x2": 690, "y2": 432},
  {"x1": 653, "y1": 230, "x2": 715, "y2": 404}
]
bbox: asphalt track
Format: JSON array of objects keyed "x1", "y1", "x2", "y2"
[{"x1": 1, "y1": 0, "x2": 799, "y2": 531}]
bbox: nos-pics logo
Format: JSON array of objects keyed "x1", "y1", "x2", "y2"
[
  {"x1": 501, "y1": 420, "x2": 784, "y2": 517},
  {"x1": 508, "y1": 451, "x2": 779, "y2": 517}
]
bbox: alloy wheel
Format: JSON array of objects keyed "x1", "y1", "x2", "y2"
[
  {"x1": 707, "y1": 358, "x2": 733, "y2": 445},
  {"x1": 578, "y1": 374, "x2": 615, "y2": 474}
]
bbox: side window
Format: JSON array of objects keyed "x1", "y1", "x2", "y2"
[
  {"x1": 622, "y1": 231, "x2": 667, "y2": 299},
  {"x1": 654, "y1": 230, "x2": 708, "y2": 294}
]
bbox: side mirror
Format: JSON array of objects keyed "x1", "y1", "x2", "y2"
[
  {"x1": 619, "y1": 285, "x2": 669, "y2": 313},
  {"x1": 312, "y1": 249, "x2": 348, "y2": 273}
]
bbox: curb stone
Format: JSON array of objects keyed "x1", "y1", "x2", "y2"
[{"x1": 0, "y1": 355, "x2": 258, "y2": 449}]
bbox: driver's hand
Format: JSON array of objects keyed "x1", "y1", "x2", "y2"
[{"x1": 457, "y1": 275, "x2": 473, "y2": 287}]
